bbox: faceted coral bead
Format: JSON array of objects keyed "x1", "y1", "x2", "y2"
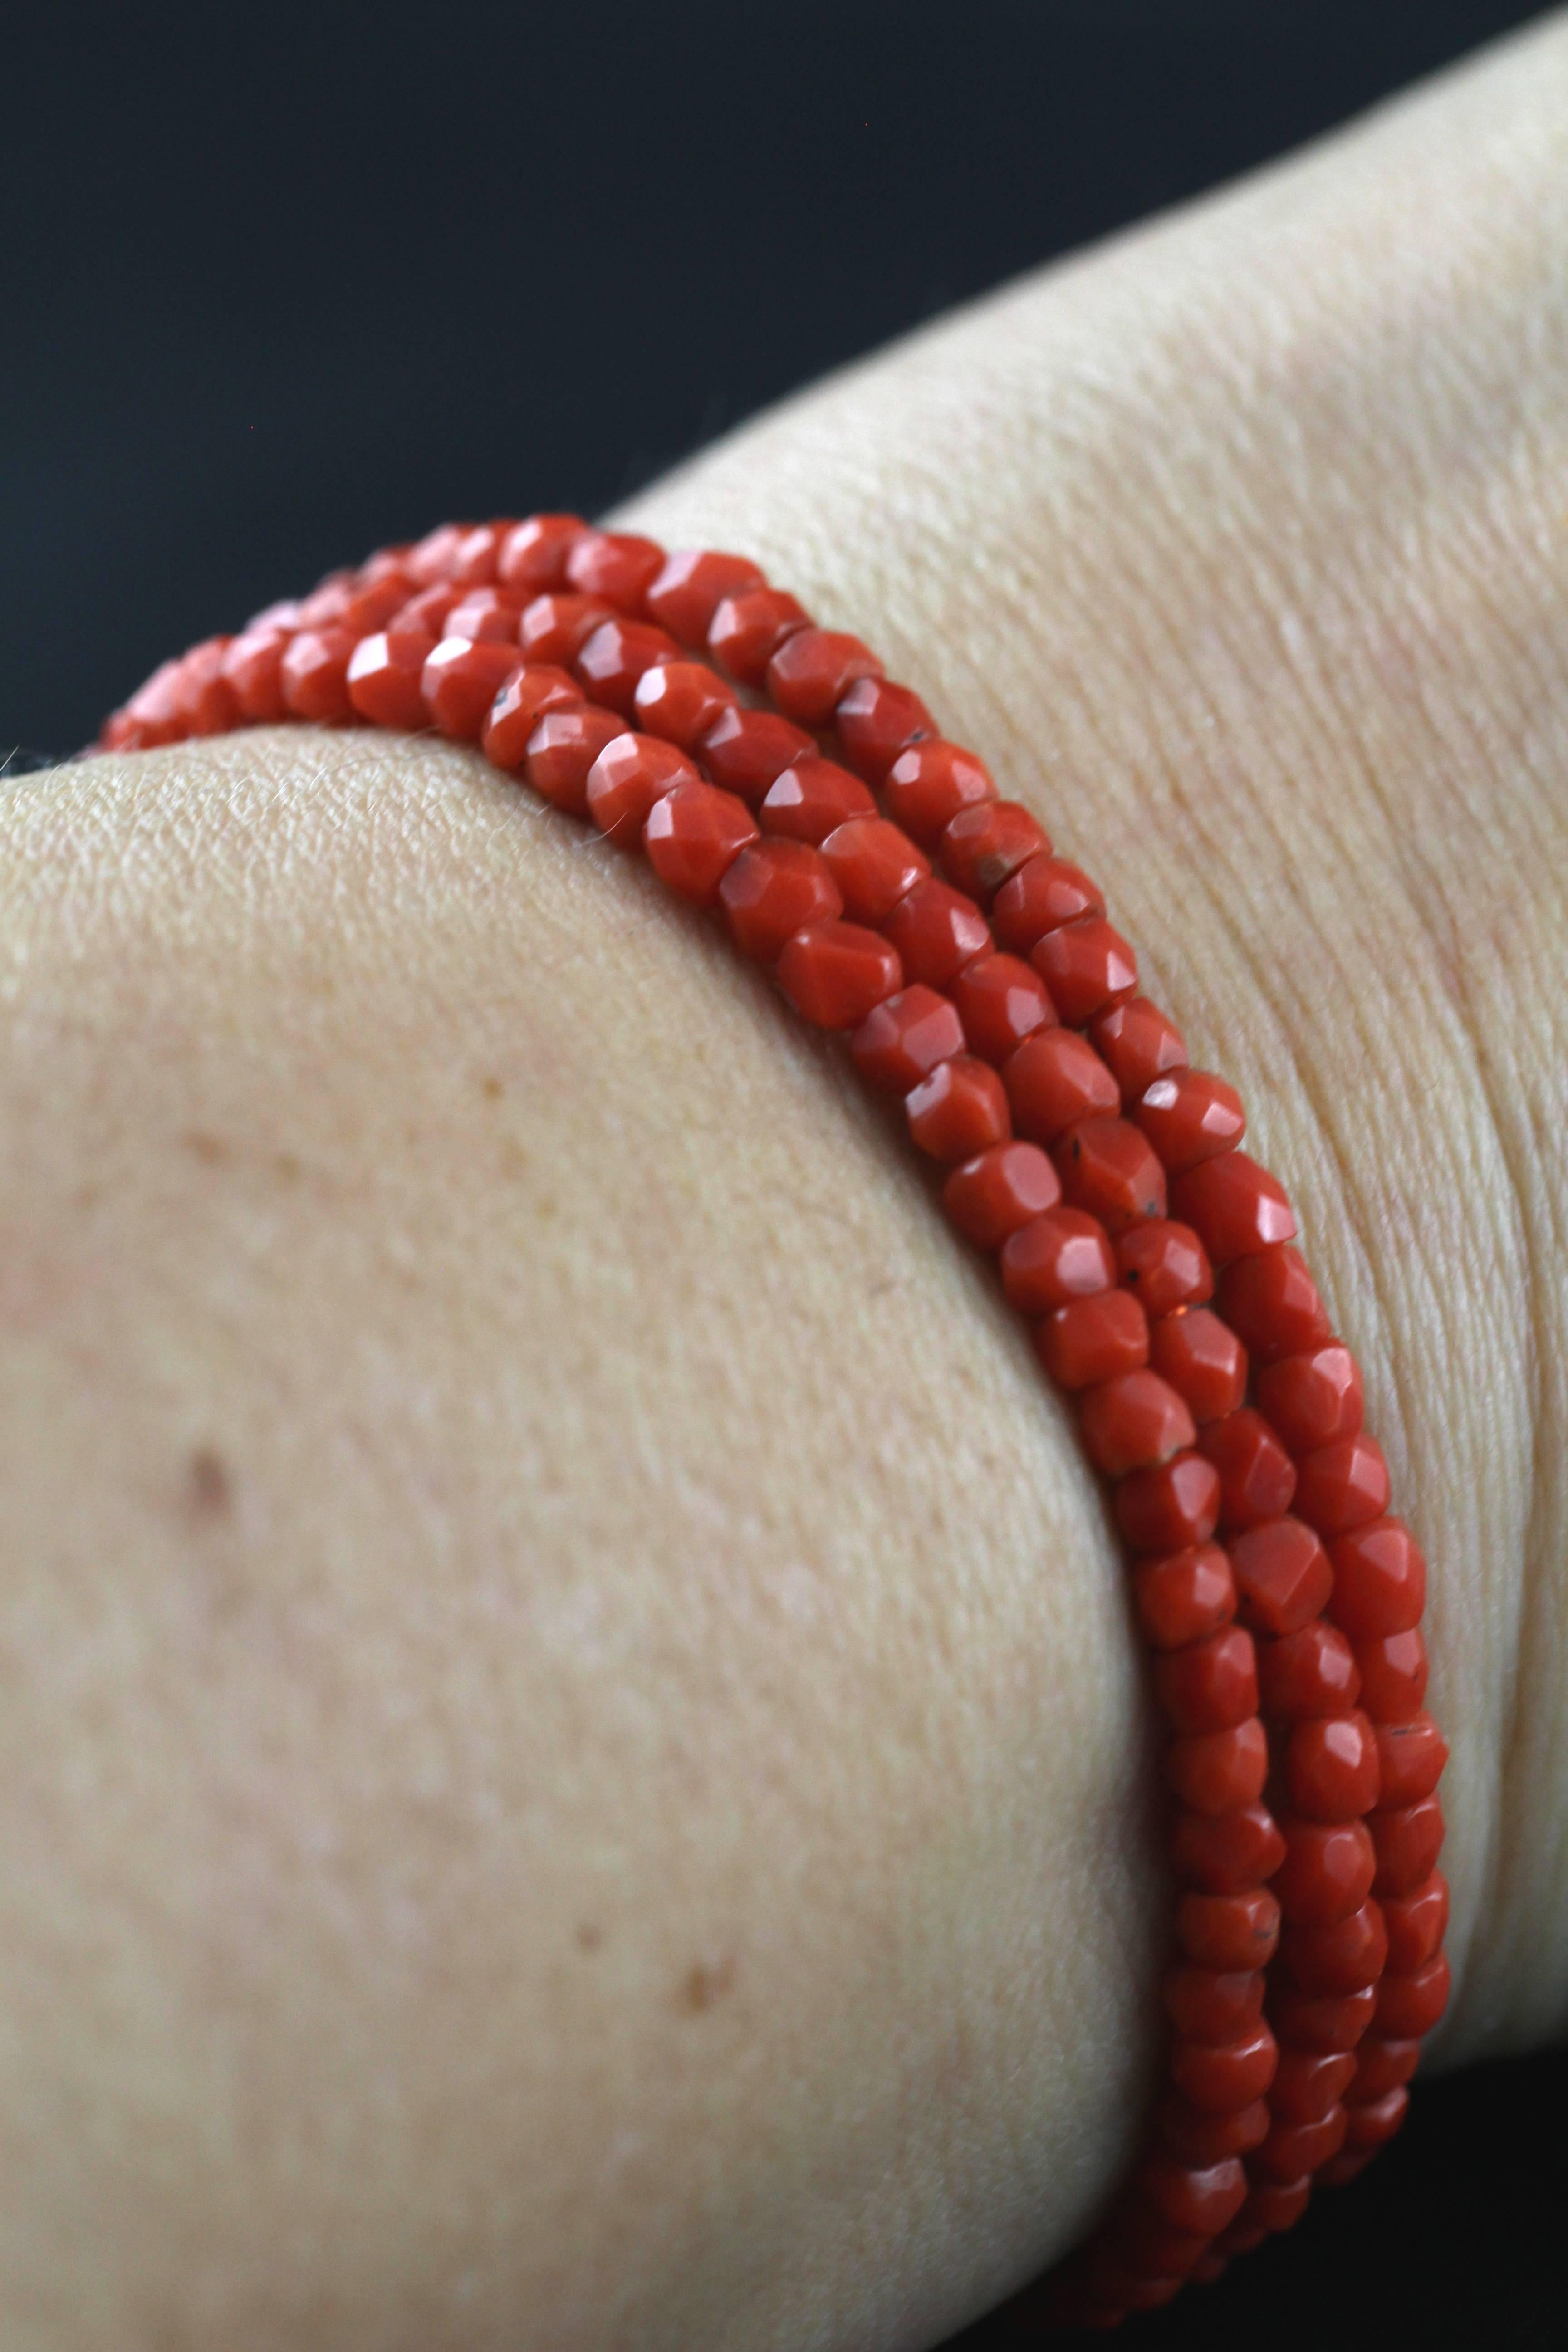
[
  {"x1": 1164, "y1": 1720, "x2": 1268, "y2": 1814},
  {"x1": 818, "y1": 817, "x2": 930, "y2": 924},
  {"x1": 1030, "y1": 915, "x2": 1139, "y2": 1025},
  {"x1": 766, "y1": 627, "x2": 883, "y2": 725},
  {"x1": 1001, "y1": 1028, "x2": 1119, "y2": 1143},
  {"x1": 992, "y1": 854, "x2": 1105, "y2": 955},
  {"x1": 1382, "y1": 1872, "x2": 1449, "y2": 1971},
  {"x1": 222, "y1": 627, "x2": 292, "y2": 721},
  {"x1": 111, "y1": 656, "x2": 187, "y2": 748},
  {"x1": 1351, "y1": 2037, "x2": 1421, "y2": 2100},
  {"x1": 575, "y1": 617, "x2": 681, "y2": 716},
  {"x1": 1342, "y1": 2087, "x2": 1409, "y2": 2149},
  {"x1": 1227, "y1": 1516, "x2": 1332, "y2": 1637},
  {"x1": 1159, "y1": 2095, "x2": 1270, "y2": 2165},
  {"x1": 1328, "y1": 1517, "x2": 1426, "y2": 1639},
  {"x1": 1270, "y1": 2048, "x2": 1358, "y2": 2124},
  {"x1": 939, "y1": 801, "x2": 1052, "y2": 903},
  {"x1": 1149, "y1": 1307, "x2": 1247, "y2": 1424},
  {"x1": 281, "y1": 627, "x2": 357, "y2": 723},
  {"x1": 643, "y1": 783, "x2": 759, "y2": 905},
  {"x1": 1280, "y1": 1901, "x2": 1388, "y2": 1995},
  {"x1": 1198, "y1": 1409, "x2": 1298, "y2": 1532},
  {"x1": 1215, "y1": 1245, "x2": 1332, "y2": 1366},
  {"x1": 1284, "y1": 1710, "x2": 1382, "y2": 1822},
  {"x1": 850, "y1": 985, "x2": 965, "y2": 1093},
  {"x1": 1255, "y1": 1343, "x2": 1365, "y2": 1456},
  {"x1": 881, "y1": 877, "x2": 993, "y2": 987},
  {"x1": 421, "y1": 636, "x2": 529, "y2": 739},
  {"x1": 1374, "y1": 1953, "x2": 1450, "y2": 2037},
  {"x1": 1000, "y1": 1207, "x2": 1116, "y2": 1314},
  {"x1": 1155, "y1": 1628, "x2": 1259, "y2": 1737},
  {"x1": 949, "y1": 953, "x2": 1055, "y2": 1063},
  {"x1": 1053, "y1": 1115, "x2": 1168, "y2": 1235},
  {"x1": 519, "y1": 593, "x2": 615, "y2": 666},
  {"x1": 585, "y1": 734, "x2": 700, "y2": 844},
  {"x1": 720, "y1": 839, "x2": 843, "y2": 963},
  {"x1": 396, "y1": 583, "x2": 464, "y2": 638},
  {"x1": 1142, "y1": 2152, "x2": 1251, "y2": 2238},
  {"x1": 882, "y1": 739, "x2": 997, "y2": 847},
  {"x1": 645, "y1": 547, "x2": 765, "y2": 644},
  {"x1": 1251, "y1": 2109, "x2": 1347, "y2": 2182},
  {"x1": 1294, "y1": 1433, "x2": 1392, "y2": 1537},
  {"x1": 1374, "y1": 1714, "x2": 1447, "y2": 1806},
  {"x1": 697, "y1": 707, "x2": 816, "y2": 802},
  {"x1": 1083, "y1": 1369, "x2": 1196, "y2": 1478},
  {"x1": 1116, "y1": 1452, "x2": 1223, "y2": 1554},
  {"x1": 1356, "y1": 1628, "x2": 1429, "y2": 1721},
  {"x1": 1116, "y1": 1221, "x2": 1213, "y2": 1318},
  {"x1": 1132, "y1": 1542, "x2": 1235, "y2": 1651},
  {"x1": 905, "y1": 1057, "x2": 1010, "y2": 1163},
  {"x1": 942, "y1": 1141, "x2": 1062, "y2": 1250},
  {"x1": 1175, "y1": 1887, "x2": 1280, "y2": 1971},
  {"x1": 632, "y1": 657, "x2": 737, "y2": 748},
  {"x1": 446, "y1": 588, "x2": 524, "y2": 643},
  {"x1": 171, "y1": 637, "x2": 240, "y2": 734},
  {"x1": 1169, "y1": 2024, "x2": 1278, "y2": 2113},
  {"x1": 707, "y1": 585, "x2": 811, "y2": 684},
  {"x1": 1274, "y1": 1819, "x2": 1377, "y2": 1926},
  {"x1": 777, "y1": 921, "x2": 902, "y2": 1030},
  {"x1": 1088, "y1": 996, "x2": 1190, "y2": 1100},
  {"x1": 1169, "y1": 1151, "x2": 1296, "y2": 1264},
  {"x1": 833, "y1": 675, "x2": 935, "y2": 781},
  {"x1": 406, "y1": 521, "x2": 470, "y2": 583},
  {"x1": 1269, "y1": 1982, "x2": 1376, "y2": 2055},
  {"x1": 522, "y1": 706, "x2": 626, "y2": 817},
  {"x1": 497, "y1": 513, "x2": 587, "y2": 593},
  {"x1": 1035, "y1": 1288, "x2": 1149, "y2": 1389},
  {"x1": 347, "y1": 627, "x2": 439, "y2": 730},
  {"x1": 479, "y1": 662, "x2": 580, "y2": 769},
  {"x1": 1135, "y1": 1070, "x2": 1247, "y2": 1171},
  {"x1": 1257, "y1": 1620, "x2": 1362, "y2": 1719},
  {"x1": 1369, "y1": 1796, "x2": 1445, "y2": 1895},
  {"x1": 564, "y1": 529, "x2": 665, "y2": 614},
  {"x1": 760, "y1": 756, "x2": 877, "y2": 844}
]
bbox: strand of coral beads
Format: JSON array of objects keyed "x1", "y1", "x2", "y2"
[{"x1": 100, "y1": 514, "x2": 1450, "y2": 2329}]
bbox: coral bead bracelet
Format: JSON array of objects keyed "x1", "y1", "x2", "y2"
[{"x1": 99, "y1": 516, "x2": 1450, "y2": 2328}]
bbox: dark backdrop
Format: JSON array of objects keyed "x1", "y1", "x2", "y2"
[{"x1": 4, "y1": 3, "x2": 1562, "y2": 2346}]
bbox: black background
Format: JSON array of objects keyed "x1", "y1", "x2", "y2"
[{"x1": 4, "y1": 2, "x2": 1563, "y2": 2344}]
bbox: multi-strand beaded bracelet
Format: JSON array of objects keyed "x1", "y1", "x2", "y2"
[{"x1": 99, "y1": 515, "x2": 1450, "y2": 2329}]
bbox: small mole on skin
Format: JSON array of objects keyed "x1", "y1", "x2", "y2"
[
  {"x1": 188, "y1": 1446, "x2": 234, "y2": 1521},
  {"x1": 576, "y1": 1922, "x2": 604, "y2": 1953},
  {"x1": 182, "y1": 1132, "x2": 230, "y2": 1166},
  {"x1": 274, "y1": 1152, "x2": 302, "y2": 1183},
  {"x1": 679, "y1": 1954, "x2": 736, "y2": 2014},
  {"x1": 480, "y1": 1075, "x2": 504, "y2": 1100}
]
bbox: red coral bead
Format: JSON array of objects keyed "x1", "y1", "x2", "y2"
[
  {"x1": 777, "y1": 921, "x2": 902, "y2": 1030},
  {"x1": 1255, "y1": 1342, "x2": 1365, "y2": 1456},
  {"x1": 1369, "y1": 1795, "x2": 1445, "y2": 1895},
  {"x1": 719, "y1": 839, "x2": 843, "y2": 963},
  {"x1": 1155, "y1": 1627, "x2": 1259, "y2": 1735},
  {"x1": 1256, "y1": 1619, "x2": 1362, "y2": 1719},
  {"x1": 948, "y1": 952, "x2": 1055, "y2": 1063},
  {"x1": 446, "y1": 589, "x2": 525, "y2": 644},
  {"x1": 760, "y1": 755, "x2": 877, "y2": 845},
  {"x1": 1035, "y1": 1288, "x2": 1149, "y2": 1389},
  {"x1": 708, "y1": 586, "x2": 811, "y2": 684},
  {"x1": 1135, "y1": 1070, "x2": 1247, "y2": 1171},
  {"x1": 1030, "y1": 914, "x2": 1139, "y2": 1025},
  {"x1": 1269, "y1": 1983, "x2": 1377, "y2": 2053},
  {"x1": 1116, "y1": 1452, "x2": 1223, "y2": 1553},
  {"x1": 1215, "y1": 1245, "x2": 1333, "y2": 1366},
  {"x1": 1198, "y1": 1408, "x2": 1298, "y2": 1532},
  {"x1": 112, "y1": 656, "x2": 189, "y2": 748},
  {"x1": 1271, "y1": 2049, "x2": 1358, "y2": 2124},
  {"x1": 644, "y1": 547, "x2": 765, "y2": 645},
  {"x1": 1169, "y1": 1151, "x2": 1296, "y2": 1264},
  {"x1": 497, "y1": 514, "x2": 587, "y2": 593},
  {"x1": 1342, "y1": 2087, "x2": 1409, "y2": 2149},
  {"x1": 905, "y1": 1056, "x2": 1011, "y2": 1163},
  {"x1": 1170, "y1": 2023, "x2": 1278, "y2": 2112},
  {"x1": 393, "y1": 583, "x2": 463, "y2": 637},
  {"x1": 479, "y1": 662, "x2": 581, "y2": 769},
  {"x1": 1351, "y1": 2037, "x2": 1421, "y2": 2099},
  {"x1": 1374, "y1": 1714, "x2": 1448, "y2": 1806},
  {"x1": 632, "y1": 657, "x2": 738, "y2": 748},
  {"x1": 1274, "y1": 1819, "x2": 1377, "y2": 1926},
  {"x1": 1088, "y1": 996, "x2": 1190, "y2": 1100},
  {"x1": 450, "y1": 522, "x2": 511, "y2": 584},
  {"x1": 992, "y1": 854, "x2": 1106, "y2": 955},
  {"x1": 941, "y1": 1141, "x2": 1062, "y2": 1249},
  {"x1": 586, "y1": 733, "x2": 701, "y2": 844},
  {"x1": 421, "y1": 636, "x2": 530, "y2": 740},
  {"x1": 1164, "y1": 1719, "x2": 1268, "y2": 1814},
  {"x1": 1281, "y1": 1901, "x2": 1389, "y2": 1995},
  {"x1": 518, "y1": 592, "x2": 615, "y2": 666},
  {"x1": 1159, "y1": 2097, "x2": 1270, "y2": 2165},
  {"x1": 564, "y1": 529, "x2": 665, "y2": 615},
  {"x1": 1176, "y1": 1887, "x2": 1280, "y2": 1971},
  {"x1": 818, "y1": 816, "x2": 930, "y2": 923},
  {"x1": 1328, "y1": 1517, "x2": 1426, "y2": 1640},
  {"x1": 850, "y1": 985, "x2": 965, "y2": 1093},
  {"x1": 643, "y1": 783, "x2": 759, "y2": 905},
  {"x1": 1149, "y1": 1307, "x2": 1247, "y2": 1424},
  {"x1": 1000, "y1": 1206, "x2": 1116, "y2": 1314},
  {"x1": 406, "y1": 521, "x2": 470, "y2": 584},
  {"x1": 1170, "y1": 1799, "x2": 1282, "y2": 1896},
  {"x1": 1284, "y1": 1710, "x2": 1382, "y2": 1822},
  {"x1": 1001, "y1": 1028, "x2": 1120, "y2": 1142},
  {"x1": 1054, "y1": 1115, "x2": 1169, "y2": 1235},
  {"x1": 281, "y1": 626, "x2": 357, "y2": 723},
  {"x1": 171, "y1": 637, "x2": 240, "y2": 735},
  {"x1": 1227, "y1": 1516, "x2": 1333, "y2": 1637},
  {"x1": 1115, "y1": 1221, "x2": 1214, "y2": 1317},
  {"x1": 1382, "y1": 1872, "x2": 1449, "y2": 1971},
  {"x1": 882, "y1": 739, "x2": 998, "y2": 847},
  {"x1": 575, "y1": 617, "x2": 681, "y2": 716},
  {"x1": 766, "y1": 627, "x2": 883, "y2": 725},
  {"x1": 1133, "y1": 1542, "x2": 1236, "y2": 1651},
  {"x1": 833, "y1": 675, "x2": 935, "y2": 781},
  {"x1": 221, "y1": 627, "x2": 292, "y2": 722},
  {"x1": 881, "y1": 877, "x2": 993, "y2": 987},
  {"x1": 697, "y1": 707, "x2": 816, "y2": 803},
  {"x1": 1356, "y1": 1627, "x2": 1429, "y2": 1722},
  {"x1": 522, "y1": 706, "x2": 626, "y2": 817},
  {"x1": 1373, "y1": 1953, "x2": 1450, "y2": 2037},
  {"x1": 939, "y1": 801, "x2": 1053, "y2": 902},
  {"x1": 1294, "y1": 1432, "x2": 1392, "y2": 1537},
  {"x1": 1082, "y1": 1369, "x2": 1196, "y2": 1477},
  {"x1": 347, "y1": 627, "x2": 440, "y2": 731},
  {"x1": 1142, "y1": 2151, "x2": 1250, "y2": 2237},
  {"x1": 1251, "y1": 2109, "x2": 1347, "y2": 2182}
]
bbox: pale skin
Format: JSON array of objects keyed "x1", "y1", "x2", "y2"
[{"x1": 1, "y1": 16, "x2": 1565, "y2": 2348}]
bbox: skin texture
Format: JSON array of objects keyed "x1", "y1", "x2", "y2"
[{"x1": 1, "y1": 15, "x2": 1566, "y2": 2349}]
